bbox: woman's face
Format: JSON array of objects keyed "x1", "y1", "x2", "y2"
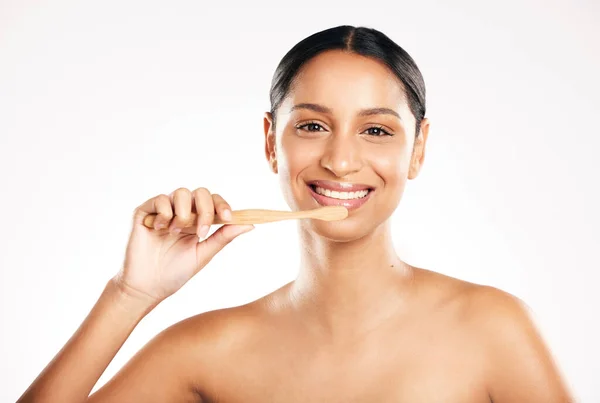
[{"x1": 264, "y1": 50, "x2": 429, "y2": 241}]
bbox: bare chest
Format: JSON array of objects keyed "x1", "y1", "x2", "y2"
[{"x1": 200, "y1": 337, "x2": 490, "y2": 403}]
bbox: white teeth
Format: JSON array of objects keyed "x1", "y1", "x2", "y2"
[{"x1": 314, "y1": 186, "x2": 369, "y2": 200}]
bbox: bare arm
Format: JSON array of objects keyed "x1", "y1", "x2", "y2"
[
  {"x1": 17, "y1": 278, "x2": 161, "y2": 402},
  {"x1": 16, "y1": 187, "x2": 254, "y2": 402},
  {"x1": 18, "y1": 278, "x2": 207, "y2": 403}
]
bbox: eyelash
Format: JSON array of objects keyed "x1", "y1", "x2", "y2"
[{"x1": 296, "y1": 121, "x2": 393, "y2": 136}]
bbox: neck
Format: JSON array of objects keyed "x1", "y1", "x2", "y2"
[{"x1": 289, "y1": 221, "x2": 415, "y2": 341}]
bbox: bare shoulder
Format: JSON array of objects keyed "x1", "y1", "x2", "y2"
[
  {"x1": 458, "y1": 279, "x2": 531, "y2": 327},
  {"x1": 413, "y1": 268, "x2": 573, "y2": 402},
  {"x1": 413, "y1": 267, "x2": 529, "y2": 321},
  {"x1": 155, "y1": 292, "x2": 278, "y2": 392},
  {"x1": 414, "y1": 267, "x2": 547, "y2": 348},
  {"x1": 163, "y1": 295, "x2": 273, "y2": 357}
]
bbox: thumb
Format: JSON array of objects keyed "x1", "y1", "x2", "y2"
[{"x1": 196, "y1": 224, "x2": 254, "y2": 264}]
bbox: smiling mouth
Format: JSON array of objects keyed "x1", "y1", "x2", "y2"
[
  {"x1": 309, "y1": 185, "x2": 371, "y2": 200},
  {"x1": 306, "y1": 180, "x2": 374, "y2": 210}
]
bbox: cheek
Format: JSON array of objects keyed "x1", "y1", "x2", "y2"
[
  {"x1": 278, "y1": 132, "x2": 321, "y2": 177},
  {"x1": 370, "y1": 150, "x2": 410, "y2": 215},
  {"x1": 276, "y1": 133, "x2": 322, "y2": 210},
  {"x1": 370, "y1": 147, "x2": 411, "y2": 189}
]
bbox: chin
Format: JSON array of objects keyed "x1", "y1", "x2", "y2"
[{"x1": 302, "y1": 218, "x2": 378, "y2": 243}]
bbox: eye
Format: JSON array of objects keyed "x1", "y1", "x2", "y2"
[
  {"x1": 364, "y1": 126, "x2": 393, "y2": 136},
  {"x1": 297, "y1": 122, "x2": 326, "y2": 132}
]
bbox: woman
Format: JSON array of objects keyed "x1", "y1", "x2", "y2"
[{"x1": 18, "y1": 25, "x2": 572, "y2": 403}]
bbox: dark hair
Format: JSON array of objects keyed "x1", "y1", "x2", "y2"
[{"x1": 269, "y1": 25, "x2": 426, "y2": 137}]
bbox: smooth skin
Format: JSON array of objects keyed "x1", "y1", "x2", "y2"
[{"x1": 17, "y1": 50, "x2": 573, "y2": 403}]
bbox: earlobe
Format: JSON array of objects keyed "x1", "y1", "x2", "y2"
[{"x1": 270, "y1": 155, "x2": 278, "y2": 174}]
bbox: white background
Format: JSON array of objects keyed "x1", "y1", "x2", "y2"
[{"x1": 1, "y1": 0, "x2": 598, "y2": 401}]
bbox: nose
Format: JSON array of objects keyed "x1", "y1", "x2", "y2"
[{"x1": 320, "y1": 132, "x2": 363, "y2": 178}]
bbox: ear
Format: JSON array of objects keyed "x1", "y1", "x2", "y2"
[
  {"x1": 264, "y1": 112, "x2": 278, "y2": 174},
  {"x1": 408, "y1": 118, "x2": 429, "y2": 180}
]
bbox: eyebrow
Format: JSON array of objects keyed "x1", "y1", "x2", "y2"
[{"x1": 290, "y1": 103, "x2": 401, "y2": 120}]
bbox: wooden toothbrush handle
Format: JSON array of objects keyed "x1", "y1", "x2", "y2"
[
  {"x1": 142, "y1": 206, "x2": 346, "y2": 231},
  {"x1": 142, "y1": 209, "x2": 307, "y2": 229}
]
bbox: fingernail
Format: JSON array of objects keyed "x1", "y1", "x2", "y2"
[
  {"x1": 173, "y1": 227, "x2": 181, "y2": 235},
  {"x1": 198, "y1": 225, "x2": 209, "y2": 239},
  {"x1": 222, "y1": 209, "x2": 232, "y2": 221}
]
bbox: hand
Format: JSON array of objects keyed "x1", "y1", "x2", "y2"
[{"x1": 114, "y1": 187, "x2": 254, "y2": 304}]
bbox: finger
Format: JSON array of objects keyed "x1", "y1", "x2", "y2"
[
  {"x1": 169, "y1": 188, "x2": 193, "y2": 234},
  {"x1": 133, "y1": 194, "x2": 173, "y2": 229},
  {"x1": 193, "y1": 187, "x2": 214, "y2": 239},
  {"x1": 196, "y1": 224, "x2": 254, "y2": 267},
  {"x1": 211, "y1": 193, "x2": 232, "y2": 222}
]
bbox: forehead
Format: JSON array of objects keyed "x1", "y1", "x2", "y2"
[{"x1": 287, "y1": 50, "x2": 408, "y2": 111}]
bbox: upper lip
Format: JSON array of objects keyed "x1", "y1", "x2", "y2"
[{"x1": 307, "y1": 180, "x2": 373, "y2": 192}]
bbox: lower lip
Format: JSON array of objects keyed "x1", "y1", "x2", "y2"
[{"x1": 308, "y1": 185, "x2": 373, "y2": 211}]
